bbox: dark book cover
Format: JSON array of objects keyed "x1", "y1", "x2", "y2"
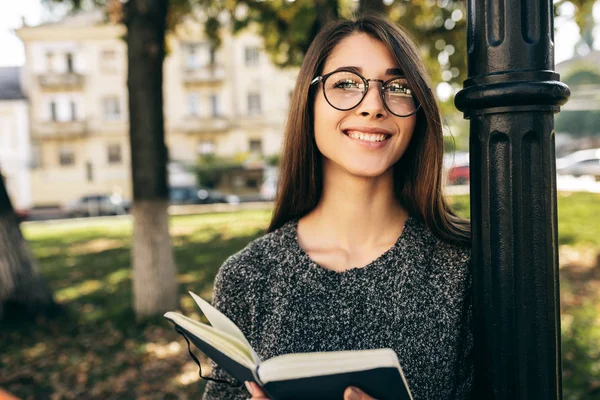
[{"x1": 168, "y1": 320, "x2": 412, "y2": 400}]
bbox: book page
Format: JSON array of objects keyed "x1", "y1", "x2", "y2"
[
  {"x1": 259, "y1": 348, "x2": 408, "y2": 388},
  {"x1": 164, "y1": 311, "x2": 255, "y2": 369},
  {"x1": 189, "y1": 291, "x2": 261, "y2": 364}
]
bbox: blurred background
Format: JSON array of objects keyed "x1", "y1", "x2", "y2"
[{"x1": 0, "y1": 0, "x2": 599, "y2": 399}]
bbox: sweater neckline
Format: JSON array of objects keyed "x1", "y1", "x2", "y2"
[{"x1": 285, "y1": 214, "x2": 415, "y2": 277}]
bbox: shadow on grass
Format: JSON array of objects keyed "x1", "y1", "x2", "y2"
[{"x1": 1, "y1": 221, "x2": 264, "y2": 399}]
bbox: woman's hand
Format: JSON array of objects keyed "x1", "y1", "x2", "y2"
[
  {"x1": 343, "y1": 386, "x2": 377, "y2": 400},
  {"x1": 245, "y1": 382, "x2": 270, "y2": 399},
  {"x1": 245, "y1": 382, "x2": 376, "y2": 400}
]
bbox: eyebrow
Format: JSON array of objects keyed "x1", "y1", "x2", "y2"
[{"x1": 331, "y1": 66, "x2": 405, "y2": 76}]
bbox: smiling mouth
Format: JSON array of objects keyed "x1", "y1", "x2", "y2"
[{"x1": 343, "y1": 130, "x2": 392, "y2": 143}]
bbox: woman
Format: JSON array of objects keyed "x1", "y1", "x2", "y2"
[{"x1": 203, "y1": 14, "x2": 472, "y2": 400}]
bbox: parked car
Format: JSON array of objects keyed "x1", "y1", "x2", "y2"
[
  {"x1": 15, "y1": 208, "x2": 29, "y2": 222},
  {"x1": 447, "y1": 164, "x2": 470, "y2": 185},
  {"x1": 65, "y1": 194, "x2": 129, "y2": 218},
  {"x1": 556, "y1": 148, "x2": 600, "y2": 179},
  {"x1": 169, "y1": 186, "x2": 240, "y2": 205}
]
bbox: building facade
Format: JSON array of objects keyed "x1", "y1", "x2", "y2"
[
  {"x1": 17, "y1": 10, "x2": 296, "y2": 207},
  {"x1": 0, "y1": 67, "x2": 32, "y2": 213}
]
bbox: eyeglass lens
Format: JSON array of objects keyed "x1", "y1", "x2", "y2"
[{"x1": 323, "y1": 71, "x2": 417, "y2": 117}]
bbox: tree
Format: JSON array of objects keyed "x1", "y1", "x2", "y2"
[
  {"x1": 122, "y1": 0, "x2": 179, "y2": 319},
  {"x1": 0, "y1": 170, "x2": 55, "y2": 319},
  {"x1": 200, "y1": 0, "x2": 599, "y2": 110},
  {"x1": 48, "y1": 0, "x2": 185, "y2": 318}
]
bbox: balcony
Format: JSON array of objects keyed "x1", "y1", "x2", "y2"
[
  {"x1": 38, "y1": 72, "x2": 85, "y2": 90},
  {"x1": 182, "y1": 64, "x2": 225, "y2": 85},
  {"x1": 176, "y1": 117, "x2": 230, "y2": 134},
  {"x1": 32, "y1": 120, "x2": 88, "y2": 139}
]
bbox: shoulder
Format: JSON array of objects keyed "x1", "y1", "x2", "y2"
[
  {"x1": 215, "y1": 219, "x2": 295, "y2": 283},
  {"x1": 409, "y1": 216, "x2": 471, "y2": 275},
  {"x1": 409, "y1": 215, "x2": 470, "y2": 255}
]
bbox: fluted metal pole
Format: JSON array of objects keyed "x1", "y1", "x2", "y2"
[{"x1": 455, "y1": 1, "x2": 570, "y2": 398}]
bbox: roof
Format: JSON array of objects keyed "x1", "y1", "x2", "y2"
[
  {"x1": 35, "y1": 9, "x2": 106, "y2": 28},
  {"x1": 0, "y1": 67, "x2": 25, "y2": 100}
]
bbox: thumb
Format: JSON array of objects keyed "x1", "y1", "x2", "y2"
[
  {"x1": 344, "y1": 386, "x2": 374, "y2": 400},
  {"x1": 245, "y1": 381, "x2": 268, "y2": 399}
]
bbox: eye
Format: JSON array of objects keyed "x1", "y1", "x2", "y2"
[
  {"x1": 385, "y1": 80, "x2": 412, "y2": 96},
  {"x1": 332, "y1": 79, "x2": 362, "y2": 90}
]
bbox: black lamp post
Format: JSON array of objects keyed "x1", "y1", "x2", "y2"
[{"x1": 455, "y1": 1, "x2": 570, "y2": 398}]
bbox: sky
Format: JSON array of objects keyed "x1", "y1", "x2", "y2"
[{"x1": 0, "y1": 1, "x2": 599, "y2": 68}]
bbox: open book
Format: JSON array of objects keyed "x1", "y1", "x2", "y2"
[{"x1": 164, "y1": 291, "x2": 413, "y2": 400}]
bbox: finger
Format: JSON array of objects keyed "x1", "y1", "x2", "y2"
[
  {"x1": 344, "y1": 386, "x2": 376, "y2": 400},
  {"x1": 245, "y1": 381, "x2": 269, "y2": 399}
]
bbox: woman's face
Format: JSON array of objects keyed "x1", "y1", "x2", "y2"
[{"x1": 313, "y1": 33, "x2": 417, "y2": 179}]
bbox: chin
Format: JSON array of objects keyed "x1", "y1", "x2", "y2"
[{"x1": 344, "y1": 164, "x2": 392, "y2": 179}]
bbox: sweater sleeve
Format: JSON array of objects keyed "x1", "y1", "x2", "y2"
[{"x1": 201, "y1": 253, "x2": 253, "y2": 400}]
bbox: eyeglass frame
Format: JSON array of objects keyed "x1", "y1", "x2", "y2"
[{"x1": 310, "y1": 68, "x2": 421, "y2": 118}]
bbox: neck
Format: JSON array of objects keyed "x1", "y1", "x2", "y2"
[{"x1": 307, "y1": 161, "x2": 408, "y2": 249}]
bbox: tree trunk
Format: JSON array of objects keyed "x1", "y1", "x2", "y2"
[
  {"x1": 124, "y1": 0, "x2": 178, "y2": 319},
  {"x1": 0, "y1": 172, "x2": 54, "y2": 320}
]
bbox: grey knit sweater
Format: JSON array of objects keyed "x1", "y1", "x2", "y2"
[{"x1": 201, "y1": 214, "x2": 473, "y2": 400}]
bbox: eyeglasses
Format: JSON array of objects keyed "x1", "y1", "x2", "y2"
[{"x1": 310, "y1": 69, "x2": 420, "y2": 117}]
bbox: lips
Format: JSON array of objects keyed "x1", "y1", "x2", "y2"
[
  {"x1": 342, "y1": 126, "x2": 393, "y2": 136},
  {"x1": 342, "y1": 126, "x2": 393, "y2": 142}
]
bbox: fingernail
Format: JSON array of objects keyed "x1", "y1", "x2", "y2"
[
  {"x1": 346, "y1": 386, "x2": 361, "y2": 400},
  {"x1": 245, "y1": 381, "x2": 254, "y2": 395}
]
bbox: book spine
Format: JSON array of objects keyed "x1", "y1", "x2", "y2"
[
  {"x1": 252, "y1": 366, "x2": 264, "y2": 386},
  {"x1": 252, "y1": 365, "x2": 280, "y2": 399}
]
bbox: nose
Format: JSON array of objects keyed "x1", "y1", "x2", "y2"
[{"x1": 355, "y1": 80, "x2": 387, "y2": 119}]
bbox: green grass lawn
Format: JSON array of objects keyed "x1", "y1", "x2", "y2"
[{"x1": 1, "y1": 193, "x2": 599, "y2": 399}]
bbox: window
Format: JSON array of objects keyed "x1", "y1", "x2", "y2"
[
  {"x1": 247, "y1": 92, "x2": 261, "y2": 115},
  {"x1": 30, "y1": 143, "x2": 42, "y2": 169},
  {"x1": 101, "y1": 50, "x2": 118, "y2": 72},
  {"x1": 107, "y1": 144, "x2": 122, "y2": 164},
  {"x1": 210, "y1": 94, "x2": 220, "y2": 117},
  {"x1": 59, "y1": 146, "x2": 75, "y2": 166},
  {"x1": 209, "y1": 46, "x2": 216, "y2": 65},
  {"x1": 244, "y1": 46, "x2": 260, "y2": 66},
  {"x1": 197, "y1": 141, "x2": 215, "y2": 155},
  {"x1": 249, "y1": 139, "x2": 262, "y2": 155},
  {"x1": 103, "y1": 97, "x2": 121, "y2": 120},
  {"x1": 46, "y1": 52, "x2": 54, "y2": 72},
  {"x1": 188, "y1": 93, "x2": 200, "y2": 116},
  {"x1": 70, "y1": 101, "x2": 77, "y2": 121},
  {"x1": 186, "y1": 44, "x2": 200, "y2": 69},
  {"x1": 86, "y1": 162, "x2": 93, "y2": 182},
  {"x1": 50, "y1": 101, "x2": 57, "y2": 121},
  {"x1": 66, "y1": 53, "x2": 74, "y2": 73},
  {"x1": 247, "y1": 178, "x2": 259, "y2": 188}
]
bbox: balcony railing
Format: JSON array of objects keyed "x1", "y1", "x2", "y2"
[
  {"x1": 32, "y1": 120, "x2": 88, "y2": 138},
  {"x1": 175, "y1": 117, "x2": 230, "y2": 133},
  {"x1": 38, "y1": 72, "x2": 85, "y2": 90},
  {"x1": 182, "y1": 64, "x2": 225, "y2": 84}
]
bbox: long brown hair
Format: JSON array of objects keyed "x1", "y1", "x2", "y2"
[{"x1": 267, "y1": 14, "x2": 470, "y2": 248}]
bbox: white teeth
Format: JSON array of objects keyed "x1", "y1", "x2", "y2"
[{"x1": 346, "y1": 131, "x2": 388, "y2": 142}]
